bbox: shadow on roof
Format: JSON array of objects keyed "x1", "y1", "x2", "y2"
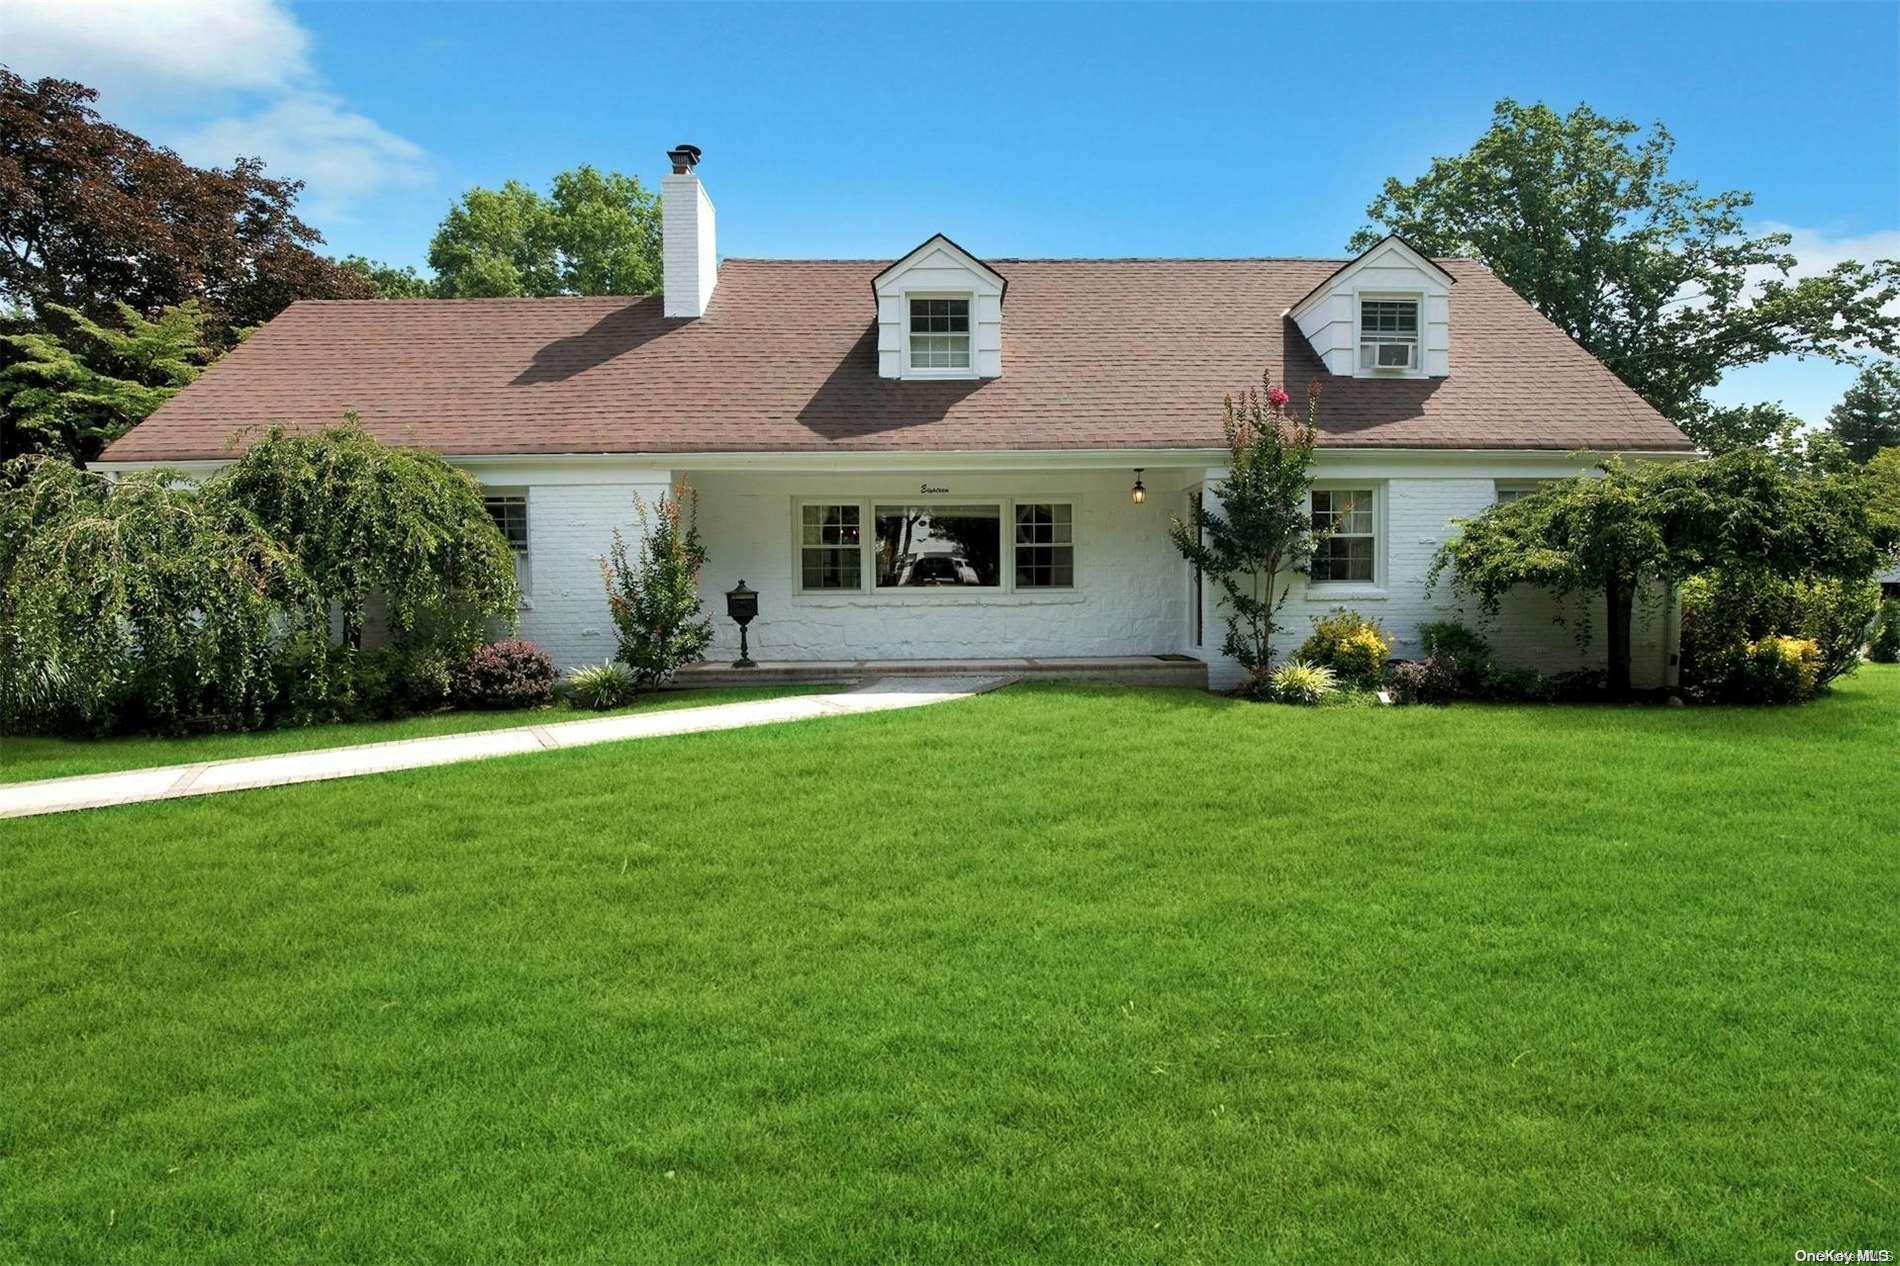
[
  {"x1": 794, "y1": 324, "x2": 993, "y2": 439},
  {"x1": 511, "y1": 298, "x2": 668, "y2": 386}
]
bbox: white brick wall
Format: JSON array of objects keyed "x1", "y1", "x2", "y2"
[
  {"x1": 1198, "y1": 473, "x2": 1672, "y2": 691},
  {"x1": 484, "y1": 461, "x2": 1673, "y2": 690},
  {"x1": 504, "y1": 475, "x2": 674, "y2": 672},
  {"x1": 687, "y1": 470, "x2": 1185, "y2": 660}
]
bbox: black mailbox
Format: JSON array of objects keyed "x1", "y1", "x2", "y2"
[{"x1": 724, "y1": 579, "x2": 758, "y2": 668}]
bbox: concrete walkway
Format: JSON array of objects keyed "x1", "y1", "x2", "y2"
[{"x1": 1, "y1": 676, "x2": 1010, "y2": 821}]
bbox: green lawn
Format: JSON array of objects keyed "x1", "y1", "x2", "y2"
[
  {"x1": 0, "y1": 685, "x2": 825, "y2": 784},
  {"x1": 3, "y1": 669, "x2": 1895, "y2": 1263}
]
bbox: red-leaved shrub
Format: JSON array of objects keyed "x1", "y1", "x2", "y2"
[{"x1": 449, "y1": 639, "x2": 556, "y2": 710}]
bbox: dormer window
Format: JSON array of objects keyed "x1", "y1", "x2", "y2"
[
  {"x1": 909, "y1": 297, "x2": 971, "y2": 370},
  {"x1": 1359, "y1": 299, "x2": 1419, "y2": 371}
]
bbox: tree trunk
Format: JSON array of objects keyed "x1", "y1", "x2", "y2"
[{"x1": 1604, "y1": 573, "x2": 1634, "y2": 697}]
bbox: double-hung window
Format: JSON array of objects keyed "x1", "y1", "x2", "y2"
[
  {"x1": 1494, "y1": 480, "x2": 1546, "y2": 505},
  {"x1": 908, "y1": 297, "x2": 971, "y2": 370},
  {"x1": 800, "y1": 503, "x2": 863, "y2": 590},
  {"x1": 483, "y1": 493, "x2": 531, "y2": 595},
  {"x1": 1311, "y1": 488, "x2": 1377, "y2": 584},
  {"x1": 1013, "y1": 502, "x2": 1074, "y2": 589},
  {"x1": 1359, "y1": 298, "x2": 1419, "y2": 371}
]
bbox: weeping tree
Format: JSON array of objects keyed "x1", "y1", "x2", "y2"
[
  {"x1": 1169, "y1": 374, "x2": 1324, "y2": 687},
  {"x1": 1430, "y1": 450, "x2": 1895, "y2": 695},
  {"x1": 219, "y1": 419, "x2": 521, "y2": 700},
  {"x1": 0, "y1": 456, "x2": 314, "y2": 733}
]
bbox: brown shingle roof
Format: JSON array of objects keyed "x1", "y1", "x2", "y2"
[{"x1": 100, "y1": 257, "x2": 1690, "y2": 462}]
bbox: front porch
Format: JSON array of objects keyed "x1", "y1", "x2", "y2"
[{"x1": 674, "y1": 653, "x2": 1209, "y2": 689}]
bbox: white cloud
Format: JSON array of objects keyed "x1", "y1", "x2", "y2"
[
  {"x1": 1708, "y1": 222, "x2": 1900, "y2": 423},
  {"x1": 0, "y1": 0, "x2": 310, "y2": 98},
  {"x1": 1756, "y1": 223, "x2": 1900, "y2": 284},
  {"x1": 0, "y1": 0, "x2": 430, "y2": 219},
  {"x1": 175, "y1": 92, "x2": 432, "y2": 218}
]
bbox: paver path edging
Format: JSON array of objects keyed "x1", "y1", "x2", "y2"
[{"x1": 1, "y1": 676, "x2": 1011, "y2": 820}]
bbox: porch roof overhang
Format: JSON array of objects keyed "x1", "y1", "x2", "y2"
[{"x1": 91, "y1": 444, "x2": 1701, "y2": 483}]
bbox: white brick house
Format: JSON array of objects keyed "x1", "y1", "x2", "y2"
[{"x1": 97, "y1": 145, "x2": 1695, "y2": 690}]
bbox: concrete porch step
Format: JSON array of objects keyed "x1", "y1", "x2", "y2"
[{"x1": 673, "y1": 655, "x2": 1208, "y2": 689}]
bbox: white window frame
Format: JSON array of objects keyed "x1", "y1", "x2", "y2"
[
  {"x1": 1494, "y1": 479, "x2": 1546, "y2": 504},
  {"x1": 789, "y1": 495, "x2": 1079, "y2": 597},
  {"x1": 1307, "y1": 482, "x2": 1385, "y2": 594},
  {"x1": 903, "y1": 292, "x2": 976, "y2": 378},
  {"x1": 482, "y1": 489, "x2": 532, "y2": 602},
  {"x1": 1355, "y1": 291, "x2": 1423, "y2": 377},
  {"x1": 795, "y1": 501, "x2": 868, "y2": 593}
]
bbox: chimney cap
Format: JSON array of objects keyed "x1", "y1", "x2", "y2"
[{"x1": 667, "y1": 144, "x2": 702, "y2": 174}]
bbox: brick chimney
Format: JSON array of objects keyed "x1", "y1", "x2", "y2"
[{"x1": 662, "y1": 144, "x2": 717, "y2": 319}]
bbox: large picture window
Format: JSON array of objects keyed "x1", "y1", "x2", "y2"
[
  {"x1": 1013, "y1": 502, "x2": 1074, "y2": 589},
  {"x1": 1311, "y1": 488, "x2": 1376, "y2": 584},
  {"x1": 874, "y1": 503, "x2": 1001, "y2": 587},
  {"x1": 800, "y1": 503, "x2": 862, "y2": 590}
]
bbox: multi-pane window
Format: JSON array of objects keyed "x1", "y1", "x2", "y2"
[
  {"x1": 484, "y1": 494, "x2": 530, "y2": 594},
  {"x1": 800, "y1": 503, "x2": 862, "y2": 590},
  {"x1": 1359, "y1": 299, "x2": 1419, "y2": 370},
  {"x1": 909, "y1": 297, "x2": 971, "y2": 369},
  {"x1": 1311, "y1": 488, "x2": 1376, "y2": 584},
  {"x1": 1494, "y1": 481, "x2": 1545, "y2": 505},
  {"x1": 1013, "y1": 502, "x2": 1074, "y2": 589},
  {"x1": 874, "y1": 504, "x2": 1001, "y2": 587}
]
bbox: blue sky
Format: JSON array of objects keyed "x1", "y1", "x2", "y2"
[{"x1": 6, "y1": 0, "x2": 1896, "y2": 422}]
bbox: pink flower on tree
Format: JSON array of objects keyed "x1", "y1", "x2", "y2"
[{"x1": 1266, "y1": 386, "x2": 1291, "y2": 409}]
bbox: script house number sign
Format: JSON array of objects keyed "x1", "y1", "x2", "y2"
[{"x1": 920, "y1": 483, "x2": 949, "y2": 494}]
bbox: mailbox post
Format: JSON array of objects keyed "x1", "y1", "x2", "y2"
[{"x1": 724, "y1": 579, "x2": 758, "y2": 668}]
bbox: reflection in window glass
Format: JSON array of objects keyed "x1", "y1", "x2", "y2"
[
  {"x1": 1311, "y1": 488, "x2": 1376, "y2": 583},
  {"x1": 874, "y1": 504, "x2": 1001, "y2": 587}
]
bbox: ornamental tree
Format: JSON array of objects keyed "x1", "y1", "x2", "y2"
[
  {"x1": 600, "y1": 482, "x2": 712, "y2": 687},
  {"x1": 219, "y1": 420, "x2": 520, "y2": 680},
  {"x1": 1430, "y1": 450, "x2": 1896, "y2": 695},
  {"x1": 0, "y1": 456, "x2": 314, "y2": 733},
  {"x1": 1169, "y1": 374, "x2": 1324, "y2": 686}
]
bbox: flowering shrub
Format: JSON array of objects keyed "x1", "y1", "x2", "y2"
[
  {"x1": 1296, "y1": 608, "x2": 1391, "y2": 687},
  {"x1": 1735, "y1": 635, "x2": 1821, "y2": 704},
  {"x1": 449, "y1": 639, "x2": 556, "y2": 710},
  {"x1": 602, "y1": 481, "x2": 712, "y2": 687},
  {"x1": 1682, "y1": 573, "x2": 1875, "y2": 699},
  {"x1": 1270, "y1": 659, "x2": 1337, "y2": 705},
  {"x1": 564, "y1": 660, "x2": 641, "y2": 711}
]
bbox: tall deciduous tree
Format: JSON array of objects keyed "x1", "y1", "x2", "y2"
[
  {"x1": 1825, "y1": 362, "x2": 1900, "y2": 464},
  {"x1": 427, "y1": 166, "x2": 662, "y2": 298},
  {"x1": 335, "y1": 255, "x2": 437, "y2": 299},
  {"x1": 1, "y1": 301, "x2": 212, "y2": 461},
  {"x1": 1169, "y1": 375, "x2": 1324, "y2": 687},
  {"x1": 0, "y1": 69, "x2": 371, "y2": 346},
  {"x1": 1430, "y1": 451, "x2": 1896, "y2": 695},
  {"x1": 1351, "y1": 100, "x2": 1900, "y2": 439}
]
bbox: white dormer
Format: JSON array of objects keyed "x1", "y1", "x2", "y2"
[
  {"x1": 1288, "y1": 235, "x2": 1455, "y2": 378},
  {"x1": 872, "y1": 234, "x2": 1007, "y2": 380}
]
